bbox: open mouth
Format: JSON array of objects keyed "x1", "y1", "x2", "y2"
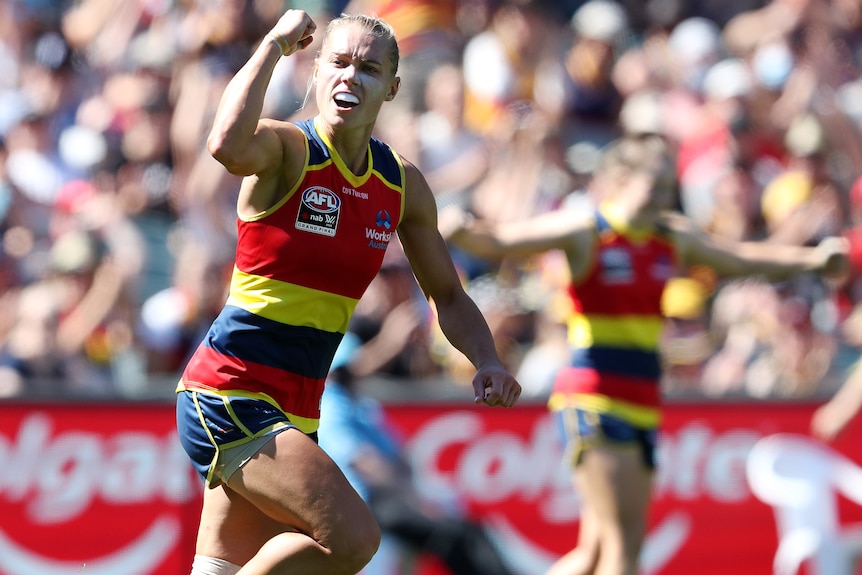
[{"x1": 333, "y1": 92, "x2": 360, "y2": 110}]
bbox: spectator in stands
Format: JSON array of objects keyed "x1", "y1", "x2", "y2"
[
  {"x1": 2, "y1": 0, "x2": 862, "y2": 407},
  {"x1": 0, "y1": 225, "x2": 137, "y2": 396},
  {"x1": 347, "y1": 242, "x2": 441, "y2": 380},
  {"x1": 461, "y1": 1, "x2": 557, "y2": 135},
  {"x1": 416, "y1": 62, "x2": 490, "y2": 213},
  {"x1": 539, "y1": 0, "x2": 629, "y2": 150}
]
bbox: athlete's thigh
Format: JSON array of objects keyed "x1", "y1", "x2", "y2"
[
  {"x1": 558, "y1": 407, "x2": 654, "y2": 528},
  {"x1": 196, "y1": 483, "x2": 291, "y2": 563},
  {"x1": 227, "y1": 427, "x2": 376, "y2": 542},
  {"x1": 573, "y1": 487, "x2": 601, "y2": 548},
  {"x1": 576, "y1": 446, "x2": 652, "y2": 531}
]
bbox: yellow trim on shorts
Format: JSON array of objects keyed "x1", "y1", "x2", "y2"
[
  {"x1": 549, "y1": 392, "x2": 661, "y2": 428},
  {"x1": 188, "y1": 391, "x2": 220, "y2": 487},
  {"x1": 177, "y1": 386, "x2": 319, "y2": 435}
]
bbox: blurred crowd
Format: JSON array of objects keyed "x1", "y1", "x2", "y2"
[{"x1": 1, "y1": 0, "x2": 862, "y2": 401}]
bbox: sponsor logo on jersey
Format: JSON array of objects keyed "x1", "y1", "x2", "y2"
[
  {"x1": 342, "y1": 186, "x2": 368, "y2": 199},
  {"x1": 296, "y1": 187, "x2": 340, "y2": 236},
  {"x1": 599, "y1": 247, "x2": 634, "y2": 284},
  {"x1": 367, "y1": 210, "x2": 393, "y2": 250}
]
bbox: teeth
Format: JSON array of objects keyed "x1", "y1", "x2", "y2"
[{"x1": 334, "y1": 93, "x2": 359, "y2": 105}]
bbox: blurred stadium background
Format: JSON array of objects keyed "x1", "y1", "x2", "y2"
[{"x1": 2, "y1": 0, "x2": 862, "y2": 573}]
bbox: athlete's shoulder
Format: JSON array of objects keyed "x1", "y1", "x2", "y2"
[
  {"x1": 286, "y1": 117, "x2": 327, "y2": 166},
  {"x1": 369, "y1": 134, "x2": 405, "y2": 188},
  {"x1": 292, "y1": 117, "x2": 315, "y2": 134},
  {"x1": 263, "y1": 116, "x2": 306, "y2": 140}
]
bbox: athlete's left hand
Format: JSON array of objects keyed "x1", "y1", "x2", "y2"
[{"x1": 472, "y1": 364, "x2": 521, "y2": 407}]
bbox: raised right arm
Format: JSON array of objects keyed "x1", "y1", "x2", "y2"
[
  {"x1": 444, "y1": 207, "x2": 596, "y2": 281},
  {"x1": 206, "y1": 10, "x2": 316, "y2": 177}
]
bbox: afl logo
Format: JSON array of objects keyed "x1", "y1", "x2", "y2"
[
  {"x1": 301, "y1": 187, "x2": 340, "y2": 212},
  {"x1": 296, "y1": 186, "x2": 340, "y2": 237}
]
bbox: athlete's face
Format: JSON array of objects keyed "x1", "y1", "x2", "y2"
[
  {"x1": 314, "y1": 24, "x2": 400, "y2": 129},
  {"x1": 621, "y1": 156, "x2": 677, "y2": 215}
]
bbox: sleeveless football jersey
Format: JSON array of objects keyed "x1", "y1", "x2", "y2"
[
  {"x1": 549, "y1": 207, "x2": 677, "y2": 427},
  {"x1": 178, "y1": 117, "x2": 406, "y2": 433}
]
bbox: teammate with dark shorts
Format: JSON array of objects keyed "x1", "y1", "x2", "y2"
[{"x1": 448, "y1": 133, "x2": 847, "y2": 575}]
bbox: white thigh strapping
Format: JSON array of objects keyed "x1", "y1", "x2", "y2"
[{"x1": 190, "y1": 555, "x2": 242, "y2": 575}]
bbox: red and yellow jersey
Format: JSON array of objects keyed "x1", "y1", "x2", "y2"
[
  {"x1": 549, "y1": 207, "x2": 677, "y2": 428},
  {"x1": 178, "y1": 117, "x2": 406, "y2": 433}
]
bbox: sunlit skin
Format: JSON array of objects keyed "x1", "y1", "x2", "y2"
[
  {"x1": 193, "y1": 10, "x2": 521, "y2": 575},
  {"x1": 313, "y1": 26, "x2": 400, "y2": 145}
]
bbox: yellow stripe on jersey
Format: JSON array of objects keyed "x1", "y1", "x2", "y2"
[
  {"x1": 567, "y1": 313, "x2": 664, "y2": 350},
  {"x1": 227, "y1": 267, "x2": 358, "y2": 333},
  {"x1": 548, "y1": 392, "x2": 662, "y2": 428}
]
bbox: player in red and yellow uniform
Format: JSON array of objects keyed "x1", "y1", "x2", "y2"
[
  {"x1": 177, "y1": 11, "x2": 521, "y2": 575},
  {"x1": 179, "y1": 117, "x2": 407, "y2": 438},
  {"x1": 549, "y1": 208, "x2": 676, "y2": 437},
  {"x1": 448, "y1": 133, "x2": 847, "y2": 575}
]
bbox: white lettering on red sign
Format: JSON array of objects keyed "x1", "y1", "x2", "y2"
[
  {"x1": 654, "y1": 422, "x2": 760, "y2": 503},
  {"x1": 402, "y1": 411, "x2": 767, "y2": 575},
  {"x1": 0, "y1": 413, "x2": 196, "y2": 523},
  {"x1": 407, "y1": 413, "x2": 763, "y2": 521}
]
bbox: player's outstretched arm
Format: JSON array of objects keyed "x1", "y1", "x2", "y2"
[
  {"x1": 442, "y1": 205, "x2": 592, "y2": 262},
  {"x1": 668, "y1": 212, "x2": 849, "y2": 281}
]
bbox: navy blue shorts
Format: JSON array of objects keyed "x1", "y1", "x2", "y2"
[
  {"x1": 556, "y1": 407, "x2": 657, "y2": 469},
  {"x1": 176, "y1": 390, "x2": 316, "y2": 487}
]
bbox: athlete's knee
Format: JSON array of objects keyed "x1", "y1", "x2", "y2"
[
  {"x1": 298, "y1": 509, "x2": 382, "y2": 574},
  {"x1": 330, "y1": 515, "x2": 381, "y2": 574},
  {"x1": 580, "y1": 542, "x2": 600, "y2": 573},
  {"x1": 594, "y1": 541, "x2": 640, "y2": 575},
  {"x1": 254, "y1": 520, "x2": 381, "y2": 575},
  {"x1": 620, "y1": 524, "x2": 646, "y2": 561}
]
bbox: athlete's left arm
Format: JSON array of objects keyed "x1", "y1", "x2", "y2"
[
  {"x1": 665, "y1": 212, "x2": 849, "y2": 281},
  {"x1": 397, "y1": 161, "x2": 521, "y2": 407}
]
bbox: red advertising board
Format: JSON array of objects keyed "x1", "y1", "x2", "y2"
[
  {"x1": 0, "y1": 402, "x2": 202, "y2": 575},
  {"x1": 1, "y1": 400, "x2": 861, "y2": 575},
  {"x1": 387, "y1": 402, "x2": 862, "y2": 575}
]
